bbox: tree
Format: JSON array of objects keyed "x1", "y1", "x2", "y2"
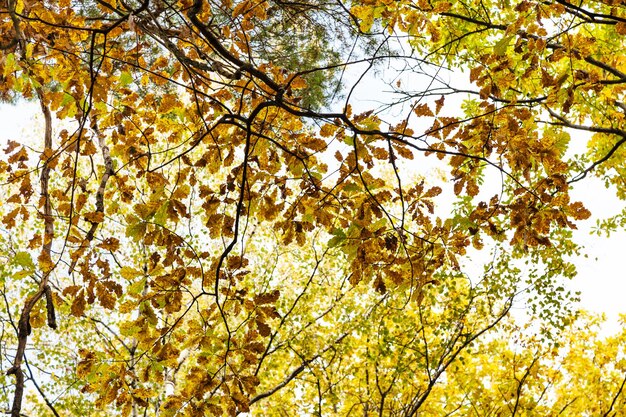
[{"x1": 0, "y1": 0, "x2": 624, "y2": 415}]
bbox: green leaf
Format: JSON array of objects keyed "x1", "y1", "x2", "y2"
[
  {"x1": 128, "y1": 277, "x2": 147, "y2": 296},
  {"x1": 119, "y1": 71, "x2": 133, "y2": 86},
  {"x1": 13, "y1": 270, "x2": 32, "y2": 279},
  {"x1": 61, "y1": 93, "x2": 74, "y2": 107},
  {"x1": 494, "y1": 35, "x2": 514, "y2": 56},
  {"x1": 13, "y1": 252, "x2": 35, "y2": 270},
  {"x1": 343, "y1": 183, "x2": 361, "y2": 193},
  {"x1": 3, "y1": 53, "x2": 16, "y2": 78},
  {"x1": 125, "y1": 220, "x2": 147, "y2": 241},
  {"x1": 154, "y1": 201, "x2": 170, "y2": 225},
  {"x1": 328, "y1": 228, "x2": 346, "y2": 247}
]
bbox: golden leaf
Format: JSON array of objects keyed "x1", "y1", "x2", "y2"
[
  {"x1": 320, "y1": 123, "x2": 338, "y2": 138},
  {"x1": 290, "y1": 75, "x2": 307, "y2": 90},
  {"x1": 84, "y1": 211, "x2": 104, "y2": 223}
]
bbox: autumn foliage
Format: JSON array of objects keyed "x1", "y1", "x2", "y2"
[{"x1": 0, "y1": 0, "x2": 625, "y2": 415}]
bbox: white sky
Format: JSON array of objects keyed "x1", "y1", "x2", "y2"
[
  {"x1": 341, "y1": 60, "x2": 626, "y2": 331},
  {"x1": 570, "y1": 178, "x2": 626, "y2": 328}
]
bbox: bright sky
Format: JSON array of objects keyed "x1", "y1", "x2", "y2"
[
  {"x1": 341, "y1": 59, "x2": 626, "y2": 330},
  {"x1": 570, "y1": 178, "x2": 626, "y2": 329}
]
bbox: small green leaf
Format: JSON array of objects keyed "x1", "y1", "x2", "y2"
[
  {"x1": 13, "y1": 270, "x2": 32, "y2": 279},
  {"x1": 126, "y1": 219, "x2": 147, "y2": 241},
  {"x1": 343, "y1": 183, "x2": 361, "y2": 192},
  {"x1": 128, "y1": 277, "x2": 147, "y2": 296},
  {"x1": 61, "y1": 93, "x2": 74, "y2": 107},
  {"x1": 494, "y1": 35, "x2": 514, "y2": 56},
  {"x1": 120, "y1": 71, "x2": 133, "y2": 86},
  {"x1": 3, "y1": 53, "x2": 16, "y2": 77},
  {"x1": 154, "y1": 201, "x2": 170, "y2": 225},
  {"x1": 328, "y1": 228, "x2": 346, "y2": 247},
  {"x1": 13, "y1": 251, "x2": 35, "y2": 270}
]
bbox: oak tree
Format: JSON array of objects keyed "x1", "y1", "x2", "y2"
[{"x1": 0, "y1": 0, "x2": 625, "y2": 415}]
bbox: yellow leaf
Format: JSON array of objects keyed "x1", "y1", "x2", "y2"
[
  {"x1": 290, "y1": 75, "x2": 307, "y2": 90},
  {"x1": 38, "y1": 250, "x2": 54, "y2": 273},
  {"x1": 233, "y1": 1, "x2": 250, "y2": 17},
  {"x1": 120, "y1": 266, "x2": 142, "y2": 280},
  {"x1": 320, "y1": 123, "x2": 338, "y2": 137},
  {"x1": 84, "y1": 211, "x2": 104, "y2": 223},
  {"x1": 132, "y1": 388, "x2": 156, "y2": 400},
  {"x1": 76, "y1": 349, "x2": 95, "y2": 378}
]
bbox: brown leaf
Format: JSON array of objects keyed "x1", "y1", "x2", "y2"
[
  {"x1": 256, "y1": 319, "x2": 271, "y2": 337},
  {"x1": 71, "y1": 289, "x2": 86, "y2": 317},
  {"x1": 97, "y1": 237, "x2": 120, "y2": 251},
  {"x1": 254, "y1": 290, "x2": 280, "y2": 305}
]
